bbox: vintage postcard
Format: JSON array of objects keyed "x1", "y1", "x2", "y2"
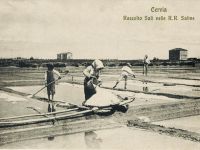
[{"x1": 0, "y1": 0, "x2": 200, "y2": 149}]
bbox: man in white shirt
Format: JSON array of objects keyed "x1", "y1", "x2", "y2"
[
  {"x1": 143, "y1": 55, "x2": 150, "y2": 76},
  {"x1": 113, "y1": 63, "x2": 135, "y2": 90}
]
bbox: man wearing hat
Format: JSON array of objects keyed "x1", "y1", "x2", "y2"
[
  {"x1": 45, "y1": 63, "x2": 61, "y2": 112},
  {"x1": 113, "y1": 63, "x2": 135, "y2": 90}
]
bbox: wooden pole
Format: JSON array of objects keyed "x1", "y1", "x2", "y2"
[
  {"x1": 0, "y1": 108, "x2": 79, "y2": 121},
  {"x1": 0, "y1": 109, "x2": 93, "y2": 127}
]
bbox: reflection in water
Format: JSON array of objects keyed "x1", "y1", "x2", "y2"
[
  {"x1": 143, "y1": 86, "x2": 149, "y2": 93},
  {"x1": 142, "y1": 81, "x2": 149, "y2": 93},
  {"x1": 47, "y1": 103, "x2": 56, "y2": 125},
  {"x1": 47, "y1": 102, "x2": 56, "y2": 142},
  {"x1": 47, "y1": 135, "x2": 55, "y2": 141},
  {"x1": 48, "y1": 102, "x2": 56, "y2": 112},
  {"x1": 84, "y1": 131, "x2": 102, "y2": 149}
]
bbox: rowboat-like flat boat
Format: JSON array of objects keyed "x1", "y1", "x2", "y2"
[{"x1": 0, "y1": 98, "x2": 134, "y2": 128}]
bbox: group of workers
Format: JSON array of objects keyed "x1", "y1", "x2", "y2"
[{"x1": 45, "y1": 55, "x2": 150, "y2": 112}]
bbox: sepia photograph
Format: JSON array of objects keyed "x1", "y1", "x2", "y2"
[{"x1": 0, "y1": 0, "x2": 200, "y2": 149}]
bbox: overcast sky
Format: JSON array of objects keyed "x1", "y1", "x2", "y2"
[{"x1": 0, "y1": 0, "x2": 199, "y2": 59}]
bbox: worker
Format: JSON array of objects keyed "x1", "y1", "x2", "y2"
[
  {"x1": 113, "y1": 63, "x2": 135, "y2": 90},
  {"x1": 45, "y1": 63, "x2": 61, "y2": 112},
  {"x1": 83, "y1": 59, "x2": 104, "y2": 105},
  {"x1": 143, "y1": 55, "x2": 150, "y2": 76}
]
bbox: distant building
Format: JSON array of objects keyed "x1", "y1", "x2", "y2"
[
  {"x1": 57, "y1": 52, "x2": 73, "y2": 60},
  {"x1": 169, "y1": 48, "x2": 188, "y2": 61}
]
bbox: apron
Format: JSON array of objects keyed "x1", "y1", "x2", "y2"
[{"x1": 46, "y1": 71, "x2": 55, "y2": 95}]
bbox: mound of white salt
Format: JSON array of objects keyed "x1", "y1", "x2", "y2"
[{"x1": 84, "y1": 87, "x2": 121, "y2": 107}]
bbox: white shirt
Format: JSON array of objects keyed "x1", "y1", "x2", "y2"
[
  {"x1": 144, "y1": 58, "x2": 150, "y2": 65},
  {"x1": 83, "y1": 66, "x2": 100, "y2": 78},
  {"x1": 44, "y1": 69, "x2": 61, "y2": 81},
  {"x1": 121, "y1": 66, "x2": 134, "y2": 76}
]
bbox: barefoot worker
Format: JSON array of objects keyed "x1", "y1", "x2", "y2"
[
  {"x1": 83, "y1": 59, "x2": 104, "y2": 105},
  {"x1": 113, "y1": 63, "x2": 135, "y2": 90},
  {"x1": 45, "y1": 63, "x2": 61, "y2": 112},
  {"x1": 143, "y1": 55, "x2": 150, "y2": 76}
]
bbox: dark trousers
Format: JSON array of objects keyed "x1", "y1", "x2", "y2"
[{"x1": 84, "y1": 78, "x2": 96, "y2": 101}]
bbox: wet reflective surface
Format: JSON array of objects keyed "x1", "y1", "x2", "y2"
[
  {"x1": 2, "y1": 82, "x2": 200, "y2": 149},
  {"x1": 155, "y1": 115, "x2": 200, "y2": 134},
  {"x1": 84, "y1": 131, "x2": 102, "y2": 149},
  {"x1": 1, "y1": 127, "x2": 200, "y2": 149},
  {"x1": 142, "y1": 81, "x2": 149, "y2": 93}
]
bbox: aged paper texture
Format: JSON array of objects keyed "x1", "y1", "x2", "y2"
[{"x1": 0, "y1": 0, "x2": 200, "y2": 150}]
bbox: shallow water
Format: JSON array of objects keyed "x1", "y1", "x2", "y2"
[
  {"x1": 154, "y1": 115, "x2": 200, "y2": 134},
  {"x1": 9, "y1": 83, "x2": 85, "y2": 105},
  {"x1": 2, "y1": 83, "x2": 200, "y2": 149},
  {"x1": 9, "y1": 82, "x2": 178, "y2": 107},
  {"x1": 1, "y1": 127, "x2": 200, "y2": 149}
]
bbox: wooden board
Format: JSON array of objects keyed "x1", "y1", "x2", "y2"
[
  {"x1": 0, "y1": 109, "x2": 93, "y2": 128},
  {"x1": 0, "y1": 98, "x2": 134, "y2": 128}
]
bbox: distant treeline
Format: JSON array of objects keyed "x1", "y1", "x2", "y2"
[{"x1": 0, "y1": 58, "x2": 200, "y2": 68}]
